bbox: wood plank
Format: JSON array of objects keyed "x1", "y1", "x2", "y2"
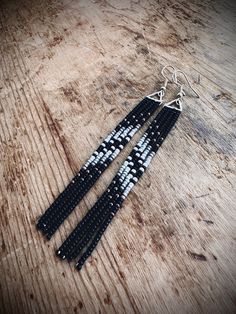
[{"x1": 0, "y1": 0, "x2": 235, "y2": 313}]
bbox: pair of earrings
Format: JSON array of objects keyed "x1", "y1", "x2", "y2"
[{"x1": 37, "y1": 65, "x2": 199, "y2": 270}]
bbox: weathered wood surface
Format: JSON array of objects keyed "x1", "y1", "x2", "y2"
[{"x1": 0, "y1": 0, "x2": 235, "y2": 313}]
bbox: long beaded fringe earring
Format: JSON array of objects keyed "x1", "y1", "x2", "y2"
[
  {"x1": 36, "y1": 66, "x2": 176, "y2": 239},
  {"x1": 56, "y1": 69, "x2": 199, "y2": 270}
]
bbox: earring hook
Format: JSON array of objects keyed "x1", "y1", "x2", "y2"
[
  {"x1": 161, "y1": 65, "x2": 177, "y2": 89},
  {"x1": 173, "y1": 70, "x2": 199, "y2": 98},
  {"x1": 146, "y1": 65, "x2": 177, "y2": 102}
]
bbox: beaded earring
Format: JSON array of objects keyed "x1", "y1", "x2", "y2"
[
  {"x1": 56, "y1": 69, "x2": 199, "y2": 270},
  {"x1": 36, "y1": 66, "x2": 176, "y2": 239}
]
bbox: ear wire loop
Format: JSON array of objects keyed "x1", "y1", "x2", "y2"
[
  {"x1": 172, "y1": 69, "x2": 200, "y2": 99},
  {"x1": 161, "y1": 65, "x2": 178, "y2": 90}
]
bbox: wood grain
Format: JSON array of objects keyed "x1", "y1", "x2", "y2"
[{"x1": 0, "y1": 0, "x2": 235, "y2": 313}]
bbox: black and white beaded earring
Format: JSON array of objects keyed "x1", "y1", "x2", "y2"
[
  {"x1": 55, "y1": 69, "x2": 199, "y2": 270},
  {"x1": 36, "y1": 66, "x2": 176, "y2": 239}
]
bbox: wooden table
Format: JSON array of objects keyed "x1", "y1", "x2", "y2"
[{"x1": 0, "y1": 0, "x2": 235, "y2": 313}]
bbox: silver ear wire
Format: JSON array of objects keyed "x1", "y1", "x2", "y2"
[
  {"x1": 164, "y1": 68, "x2": 199, "y2": 112},
  {"x1": 147, "y1": 65, "x2": 177, "y2": 102},
  {"x1": 161, "y1": 65, "x2": 178, "y2": 90},
  {"x1": 172, "y1": 69, "x2": 200, "y2": 99}
]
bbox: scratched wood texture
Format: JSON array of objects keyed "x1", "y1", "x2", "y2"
[{"x1": 0, "y1": 0, "x2": 236, "y2": 313}]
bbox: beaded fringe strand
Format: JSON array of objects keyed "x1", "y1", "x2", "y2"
[{"x1": 56, "y1": 102, "x2": 181, "y2": 270}]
